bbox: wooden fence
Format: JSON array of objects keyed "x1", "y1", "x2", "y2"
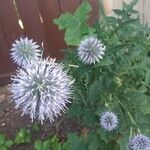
[
  {"x1": 0, "y1": 0, "x2": 99, "y2": 85},
  {"x1": 103, "y1": 0, "x2": 150, "y2": 25}
]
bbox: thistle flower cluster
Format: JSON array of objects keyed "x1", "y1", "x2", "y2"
[
  {"x1": 10, "y1": 58, "x2": 73, "y2": 123},
  {"x1": 10, "y1": 37, "x2": 41, "y2": 67},
  {"x1": 100, "y1": 111, "x2": 118, "y2": 131},
  {"x1": 10, "y1": 38, "x2": 73, "y2": 123},
  {"x1": 77, "y1": 36, "x2": 105, "y2": 64},
  {"x1": 128, "y1": 134, "x2": 150, "y2": 150}
]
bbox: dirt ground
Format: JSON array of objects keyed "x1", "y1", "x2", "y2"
[{"x1": 0, "y1": 85, "x2": 80, "y2": 150}]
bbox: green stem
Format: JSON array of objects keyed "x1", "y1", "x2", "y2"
[
  {"x1": 117, "y1": 99, "x2": 138, "y2": 128},
  {"x1": 99, "y1": 88, "x2": 109, "y2": 107},
  {"x1": 130, "y1": 126, "x2": 133, "y2": 138},
  {"x1": 137, "y1": 128, "x2": 141, "y2": 134}
]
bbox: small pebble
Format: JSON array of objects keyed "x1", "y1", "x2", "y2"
[
  {"x1": 1, "y1": 123, "x2": 6, "y2": 126},
  {"x1": 6, "y1": 108, "x2": 10, "y2": 112},
  {"x1": 0, "y1": 94, "x2": 6, "y2": 102}
]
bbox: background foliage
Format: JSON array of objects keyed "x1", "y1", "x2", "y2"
[{"x1": 55, "y1": 0, "x2": 150, "y2": 149}]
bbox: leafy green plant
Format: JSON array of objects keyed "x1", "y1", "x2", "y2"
[
  {"x1": 54, "y1": 2, "x2": 95, "y2": 46},
  {"x1": 55, "y1": 0, "x2": 150, "y2": 149},
  {"x1": 15, "y1": 128, "x2": 31, "y2": 144},
  {"x1": 0, "y1": 133, "x2": 13, "y2": 150},
  {"x1": 63, "y1": 132, "x2": 121, "y2": 150},
  {"x1": 34, "y1": 136, "x2": 62, "y2": 150},
  {"x1": 34, "y1": 140, "x2": 50, "y2": 150}
]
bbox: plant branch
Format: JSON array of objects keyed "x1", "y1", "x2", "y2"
[{"x1": 117, "y1": 99, "x2": 138, "y2": 128}]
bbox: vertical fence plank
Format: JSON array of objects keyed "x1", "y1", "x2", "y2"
[
  {"x1": 0, "y1": 27, "x2": 9, "y2": 72},
  {"x1": 103, "y1": 0, "x2": 113, "y2": 15},
  {"x1": 143, "y1": 0, "x2": 150, "y2": 25},
  {"x1": 59, "y1": 0, "x2": 81, "y2": 13},
  {"x1": 0, "y1": 0, "x2": 23, "y2": 46},
  {"x1": 88, "y1": 0, "x2": 99, "y2": 25},
  {"x1": 0, "y1": 25, "x2": 10, "y2": 79},
  {"x1": 0, "y1": 0, "x2": 23, "y2": 85},
  {"x1": 15, "y1": 0, "x2": 48, "y2": 48},
  {"x1": 36, "y1": 0, "x2": 66, "y2": 59},
  {"x1": 113, "y1": 0, "x2": 122, "y2": 9}
]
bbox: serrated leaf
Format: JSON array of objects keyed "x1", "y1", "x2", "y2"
[
  {"x1": 54, "y1": 2, "x2": 94, "y2": 46},
  {"x1": 74, "y1": 2, "x2": 92, "y2": 21},
  {"x1": 54, "y1": 13, "x2": 75, "y2": 30},
  {"x1": 64, "y1": 27, "x2": 82, "y2": 45}
]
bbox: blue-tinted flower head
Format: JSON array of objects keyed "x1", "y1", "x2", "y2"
[
  {"x1": 128, "y1": 134, "x2": 150, "y2": 150},
  {"x1": 10, "y1": 37, "x2": 41, "y2": 67},
  {"x1": 77, "y1": 36, "x2": 105, "y2": 64},
  {"x1": 10, "y1": 58, "x2": 74, "y2": 123},
  {"x1": 100, "y1": 111, "x2": 118, "y2": 131}
]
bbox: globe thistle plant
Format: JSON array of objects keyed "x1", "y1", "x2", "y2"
[
  {"x1": 10, "y1": 37, "x2": 41, "y2": 67},
  {"x1": 128, "y1": 134, "x2": 150, "y2": 150},
  {"x1": 77, "y1": 36, "x2": 105, "y2": 64},
  {"x1": 100, "y1": 111, "x2": 118, "y2": 131},
  {"x1": 10, "y1": 58, "x2": 74, "y2": 123}
]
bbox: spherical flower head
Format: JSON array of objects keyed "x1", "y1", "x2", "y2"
[
  {"x1": 10, "y1": 37, "x2": 41, "y2": 67},
  {"x1": 100, "y1": 111, "x2": 118, "y2": 131},
  {"x1": 10, "y1": 58, "x2": 74, "y2": 123},
  {"x1": 128, "y1": 134, "x2": 150, "y2": 150},
  {"x1": 77, "y1": 36, "x2": 105, "y2": 64}
]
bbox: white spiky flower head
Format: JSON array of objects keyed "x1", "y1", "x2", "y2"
[
  {"x1": 10, "y1": 58, "x2": 74, "y2": 124},
  {"x1": 100, "y1": 111, "x2": 118, "y2": 131},
  {"x1": 128, "y1": 134, "x2": 150, "y2": 150},
  {"x1": 10, "y1": 37, "x2": 41, "y2": 67},
  {"x1": 77, "y1": 36, "x2": 106, "y2": 64}
]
